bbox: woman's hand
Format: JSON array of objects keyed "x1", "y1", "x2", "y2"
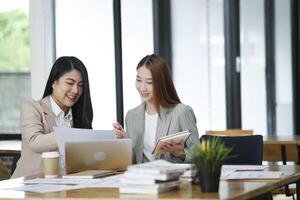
[
  {"x1": 160, "y1": 140, "x2": 185, "y2": 155},
  {"x1": 113, "y1": 122, "x2": 128, "y2": 138}
]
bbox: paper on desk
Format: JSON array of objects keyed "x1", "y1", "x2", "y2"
[
  {"x1": 3, "y1": 175, "x2": 123, "y2": 194},
  {"x1": 222, "y1": 171, "x2": 284, "y2": 180},
  {"x1": 84, "y1": 174, "x2": 123, "y2": 188},
  {"x1": 221, "y1": 165, "x2": 268, "y2": 178},
  {"x1": 53, "y1": 127, "x2": 116, "y2": 170},
  {"x1": 9, "y1": 184, "x2": 84, "y2": 193},
  {"x1": 24, "y1": 178, "x2": 100, "y2": 185},
  {"x1": 24, "y1": 175, "x2": 123, "y2": 189},
  {"x1": 222, "y1": 165, "x2": 268, "y2": 171}
]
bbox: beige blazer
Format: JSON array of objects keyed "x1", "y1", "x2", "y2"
[
  {"x1": 12, "y1": 96, "x2": 58, "y2": 178},
  {"x1": 125, "y1": 103, "x2": 199, "y2": 164}
]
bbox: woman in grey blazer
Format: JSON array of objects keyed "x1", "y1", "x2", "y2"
[
  {"x1": 114, "y1": 54, "x2": 199, "y2": 164},
  {"x1": 12, "y1": 56, "x2": 93, "y2": 178}
]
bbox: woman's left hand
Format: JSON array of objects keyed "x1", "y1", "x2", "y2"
[{"x1": 160, "y1": 140, "x2": 185, "y2": 154}]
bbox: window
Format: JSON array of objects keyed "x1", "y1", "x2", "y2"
[
  {"x1": 55, "y1": 0, "x2": 116, "y2": 129},
  {"x1": 0, "y1": 0, "x2": 30, "y2": 134},
  {"x1": 171, "y1": 0, "x2": 226, "y2": 134},
  {"x1": 122, "y1": 0, "x2": 154, "y2": 117}
]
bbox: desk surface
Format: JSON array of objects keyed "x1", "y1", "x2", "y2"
[
  {"x1": 0, "y1": 165, "x2": 299, "y2": 200},
  {"x1": 0, "y1": 140, "x2": 21, "y2": 154},
  {"x1": 264, "y1": 135, "x2": 300, "y2": 145}
]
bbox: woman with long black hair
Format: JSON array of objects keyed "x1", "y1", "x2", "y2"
[{"x1": 12, "y1": 56, "x2": 93, "y2": 178}]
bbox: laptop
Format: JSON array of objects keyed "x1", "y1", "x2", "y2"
[{"x1": 65, "y1": 139, "x2": 132, "y2": 174}]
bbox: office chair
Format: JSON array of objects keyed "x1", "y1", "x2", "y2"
[
  {"x1": 0, "y1": 151, "x2": 21, "y2": 176},
  {"x1": 0, "y1": 163, "x2": 10, "y2": 180},
  {"x1": 200, "y1": 135, "x2": 263, "y2": 165}
]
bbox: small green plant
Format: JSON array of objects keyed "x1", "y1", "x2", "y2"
[{"x1": 188, "y1": 138, "x2": 232, "y2": 173}]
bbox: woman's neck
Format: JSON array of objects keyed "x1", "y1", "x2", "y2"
[
  {"x1": 51, "y1": 94, "x2": 69, "y2": 115},
  {"x1": 145, "y1": 102, "x2": 158, "y2": 115}
]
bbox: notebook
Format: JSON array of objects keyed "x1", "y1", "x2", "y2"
[
  {"x1": 62, "y1": 170, "x2": 115, "y2": 179},
  {"x1": 65, "y1": 139, "x2": 132, "y2": 174},
  {"x1": 152, "y1": 130, "x2": 191, "y2": 156}
]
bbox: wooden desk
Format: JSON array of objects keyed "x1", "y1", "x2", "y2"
[
  {"x1": 264, "y1": 135, "x2": 300, "y2": 164},
  {"x1": 264, "y1": 135, "x2": 300, "y2": 145},
  {"x1": 0, "y1": 165, "x2": 299, "y2": 200},
  {"x1": 0, "y1": 140, "x2": 21, "y2": 153}
]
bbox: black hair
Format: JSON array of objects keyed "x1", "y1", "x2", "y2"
[{"x1": 43, "y1": 56, "x2": 93, "y2": 129}]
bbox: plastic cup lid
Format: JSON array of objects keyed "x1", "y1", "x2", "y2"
[{"x1": 42, "y1": 151, "x2": 60, "y2": 158}]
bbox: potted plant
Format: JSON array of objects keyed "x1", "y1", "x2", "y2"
[{"x1": 188, "y1": 137, "x2": 232, "y2": 192}]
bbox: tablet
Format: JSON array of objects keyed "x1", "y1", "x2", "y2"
[{"x1": 152, "y1": 130, "x2": 191, "y2": 156}]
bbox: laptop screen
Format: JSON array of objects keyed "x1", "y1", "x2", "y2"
[{"x1": 65, "y1": 139, "x2": 132, "y2": 173}]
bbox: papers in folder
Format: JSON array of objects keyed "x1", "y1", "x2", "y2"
[
  {"x1": 221, "y1": 165, "x2": 283, "y2": 180},
  {"x1": 53, "y1": 127, "x2": 116, "y2": 169},
  {"x1": 223, "y1": 171, "x2": 283, "y2": 180}
]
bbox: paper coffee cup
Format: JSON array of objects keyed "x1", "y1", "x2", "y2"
[{"x1": 42, "y1": 151, "x2": 60, "y2": 178}]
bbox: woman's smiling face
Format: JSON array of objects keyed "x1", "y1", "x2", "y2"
[
  {"x1": 51, "y1": 69, "x2": 83, "y2": 113},
  {"x1": 135, "y1": 65, "x2": 155, "y2": 104}
]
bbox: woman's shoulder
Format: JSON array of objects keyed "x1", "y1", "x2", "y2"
[
  {"x1": 21, "y1": 96, "x2": 51, "y2": 112},
  {"x1": 21, "y1": 98, "x2": 40, "y2": 107},
  {"x1": 127, "y1": 103, "x2": 145, "y2": 114},
  {"x1": 172, "y1": 103, "x2": 194, "y2": 113},
  {"x1": 125, "y1": 103, "x2": 145, "y2": 119}
]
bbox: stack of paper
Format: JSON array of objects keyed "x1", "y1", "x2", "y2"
[
  {"x1": 224, "y1": 171, "x2": 284, "y2": 180},
  {"x1": 119, "y1": 160, "x2": 189, "y2": 194},
  {"x1": 221, "y1": 165, "x2": 284, "y2": 180}
]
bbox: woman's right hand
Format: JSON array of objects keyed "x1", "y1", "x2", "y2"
[{"x1": 113, "y1": 122, "x2": 128, "y2": 139}]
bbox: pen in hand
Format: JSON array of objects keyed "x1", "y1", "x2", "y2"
[{"x1": 113, "y1": 122, "x2": 128, "y2": 138}]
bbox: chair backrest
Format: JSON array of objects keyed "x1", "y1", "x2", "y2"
[
  {"x1": 0, "y1": 163, "x2": 10, "y2": 180},
  {"x1": 0, "y1": 151, "x2": 21, "y2": 176},
  {"x1": 263, "y1": 143, "x2": 298, "y2": 163},
  {"x1": 200, "y1": 135, "x2": 263, "y2": 165},
  {"x1": 205, "y1": 129, "x2": 253, "y2": 136}
]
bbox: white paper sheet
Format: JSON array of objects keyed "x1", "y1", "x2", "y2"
[
  {"x1": 24, "y1": 178, "x2": 100, "y2": 185},
  {"x1": 1, "y1": 175, "x2": 123, "y2": 194},
  {"x1": 221, "y1": 165, "x2": 269, "y2": 178},
  {"x1": 222, "y1": 165, "x2": 268, "y2": 171},
  {"x1": 84, "y1": 174, "x2": 124, "y2": 188},
  {"x1": 222, "y1": 171, "x2": 284, "y2": 180},
  {"x1": 9, "y1": 184, "x2": 84, "y2": 193},
  {"x1": 53, "y1": 127, "x2": 116, "y2": 170},
  {"x1": 23, "y1": 175, "x2": 123, "y2": 190}
]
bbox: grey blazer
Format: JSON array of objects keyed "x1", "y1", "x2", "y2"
[
  {"x1": 125, "y1": 103, "x2": 199, "y2": 164},
  {"x1": 12, "y1": 96, "x2": 58, "y2": 178}
]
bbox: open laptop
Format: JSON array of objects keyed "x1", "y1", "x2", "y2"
[{"x1": 65, "y1": 139, "x2": 132, "y2": 174}]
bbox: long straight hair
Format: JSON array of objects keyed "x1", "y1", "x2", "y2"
[
  {"x1": 137, "y1": 54, "x2": 181, "y2": 113},
  {"x1": 43, "y1": 56, "x2": 93, "y2": 129}
]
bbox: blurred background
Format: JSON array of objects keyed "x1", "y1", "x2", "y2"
[{"x1": 0, "y1": 0, "x2": 298, "y2": 138}]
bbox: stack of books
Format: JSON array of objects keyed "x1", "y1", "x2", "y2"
[
  {"x1": 180, "y1": 164, "x2": 196, "y2": 182},
  {"x1": 119, "y1": 160, "x2": 190, "y2": 194}
]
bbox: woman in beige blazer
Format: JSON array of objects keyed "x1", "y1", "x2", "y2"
[
  {"x1": 113, "y1": 54, "x2": 199, "y2": 164},
  {"x1": 12, "y1": 56, "x2": 93, "y2": 178}
]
